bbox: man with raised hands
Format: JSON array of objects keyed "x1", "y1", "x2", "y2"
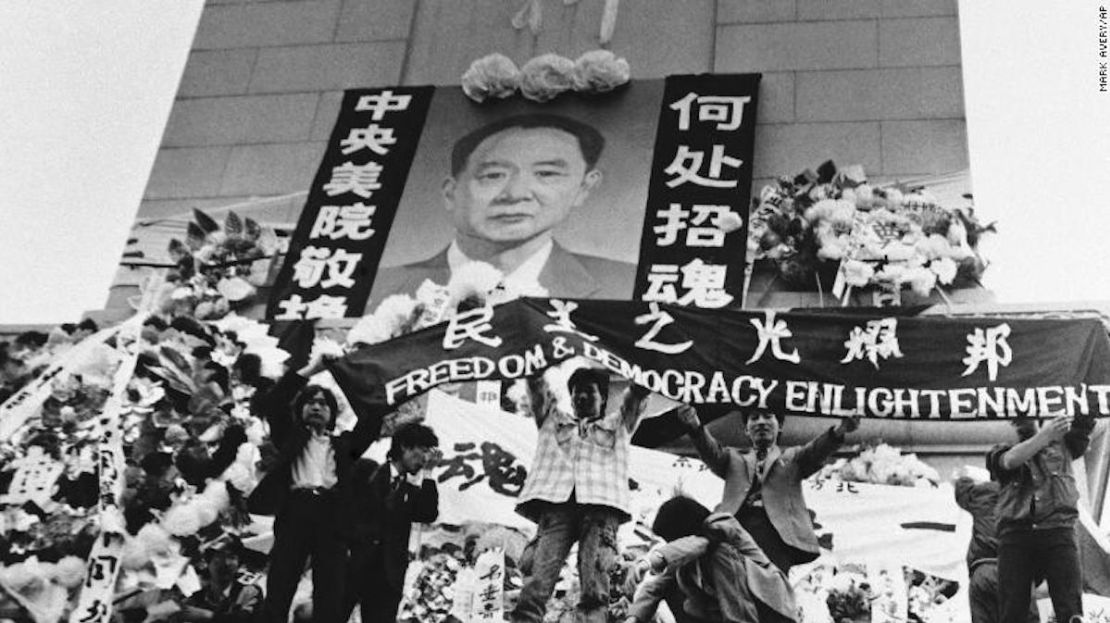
[
  {"x1": 988, "y1": 414, "x2": 1094, "y2": 623},
  {"x1": 676, "y1": 405, "x2": 859, "y2": 575},
  {"x1": 510, "y1": 367, "x2": 650, "y2": 623}
]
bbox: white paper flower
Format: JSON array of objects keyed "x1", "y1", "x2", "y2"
[
  {"x1": 346, "y1": 314, "x2": 393, "y2": 347},
  {"x1": 162, "y1": 504, "x2": 202, "y2": 537},
  {"x1": 914, "y1": 234, "x2": 949, "y2": 261},
  {"x1": 713, "y1": 210, "x2": 744, "y2": 234},
  {"x1": 53, "y1": 556, "x2": 88, "y2": 589},
  {"x1": 930, "y1": 257, "x2": 959, "y2": 285},
  {"x1": 375, "y1": 294, "x2": 420, "y2": 330},
  {"x1": 904, "y1": 266, "x2": 938, "y2": 297},
  {"x1": 461, "y1": 53, "x2": 521, "y2": 103},
  {"x1": 201, "y1": 479, "x2": 231, "y2": 510},
  {"x1": 310, "y1": 337, "x2": 345, "y2": 363},
  {"x1": 216, "y1": 276, "x2": 256, "y2": 302},
  {"x1": 572, "y1": 50, "x2": 630, "y2": 92},
  {"x1": 192, "y1": 498, "x2": 221, "y2": 527},
  {"x1": 0, "y1": 560, "x2": 38, "y2": 592},
  {"x1": 881, "y1": 242, "x2": 918, "y2": 262},
  {"x1": 519, "y1": 54, "x2": 576, "y2": 102},
  {"x1": 447, "y1": 261, "x2": 503, "y2": 308},
  {"x1": 874, "y1": 264, "x2": 907, "y2": 284},
  {"x1": 120, "y1": 537, "x2": 151, "y2": 570},
  {"x1": 842, "y1": 260, "x2": 875, "y2": 287},
  {"x1": 244, "y1": 417, "x2": 266, "y2": 446}
]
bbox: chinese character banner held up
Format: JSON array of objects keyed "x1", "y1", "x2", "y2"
[
  {"x1": 267, "y1": 75, "x2": 760, "y2": 321},
  {"x1": 329, "y1": 298, "x2": 1110, "y2": 423}
]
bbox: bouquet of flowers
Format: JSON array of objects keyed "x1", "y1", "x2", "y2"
[
  {"x1": 156, "y1": 209, "x2": 279, "y2": 320},
  {"x1": 819, "y1": 443, "x2": 941, "y2": 488},
  {"x1": 794, "y1": 562, "x2": 873, "y2": 623},
  {"x1": 0, "y1": 322, "x2": 100, "y2": 404},
  {"x1": 749, "y1": 161, "x2": 993, "y2": 297},
  {"x1": 348, "y1": 260, "x2": 543, "y2": 352},
  {"x1": 905, "y1": 568, "x2": 959, "y2": 623}
]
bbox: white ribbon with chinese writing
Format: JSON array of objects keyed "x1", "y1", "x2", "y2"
[{"x1": 67, "y1": 311, "x2": 146, "y2": 623}]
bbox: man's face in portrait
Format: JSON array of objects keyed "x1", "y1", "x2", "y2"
[{"x1": 443, "y1": 127, "x2": 602, "y2": 249}]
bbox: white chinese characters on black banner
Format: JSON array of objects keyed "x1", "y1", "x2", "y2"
[{"x1": 329, "y1": 298, "x2": 1110, "y2": 422}]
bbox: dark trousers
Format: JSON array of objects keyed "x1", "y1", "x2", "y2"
[
  {"x1": 342, "y1": 543, "x2": 402, "y2": 623},
  {"x1": 261, "y1": 491, "x2": 347, "y2": 623},
  {"x1": 511, "y1": 502, "x2": 621, "y2": 623},
  {"x1": 968, "y1": 560, "x2": 1039, "y2": 623},
  {"x1": 998, "y1": 527, "x2": 1082, "y2": 623},
  {"x1": 736, "y1": 506, "x2": 808, "y2": 574}
]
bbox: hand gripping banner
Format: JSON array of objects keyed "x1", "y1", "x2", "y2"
[{"x1": 329, "y1": 298, "x2": 1110, "y2": 421}]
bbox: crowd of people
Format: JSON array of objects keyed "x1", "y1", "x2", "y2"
[
  {"x1": 2, "y1": 316, "x2": 1097, "y2": 623},
  {"x1": 162, "y1": 347, "x2": 1097, "y2": 623}
]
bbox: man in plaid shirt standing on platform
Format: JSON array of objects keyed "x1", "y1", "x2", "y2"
[{"x1": 510, "y1": 366, "x2": 650, "y2": 623}]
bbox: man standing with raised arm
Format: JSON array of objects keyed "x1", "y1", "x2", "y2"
[
  {"x1": 510, "y1": 368, "x2": 650, "y2": 623},
  {"x1": 676, "y1": 406, "x2": 859, "y2": 574},
  {"x1": 987, "y1": 414, "x2": 1094, "y2": 623}
]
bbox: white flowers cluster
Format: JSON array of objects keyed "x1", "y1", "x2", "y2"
[
  {"x1": 348, "y1": 260, "x2": 549, "y2": 349},
  {"x1": 462, "y1": 50, "x2": 630, "y2": 103},
  {"x1": 749, "y1": 161, "x2": 990, "y2": 296},
  {"x1": 159, "y1": 479, "x2": 231, "y2": 537},
  {"x1": 826, "y1": 443, "x2": 941, "y2": 487}
]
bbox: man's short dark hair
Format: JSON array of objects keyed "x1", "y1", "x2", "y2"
[
  {"x1": 739, "y1": 407, "x2": 786, "y2": 427},
  {"x1": 450, "y1": 113, "x2": 606, "y2": 177},
  {"x1": 566, "y1": 368, "x2": 609, "y2": 398},
  {"x1": 652, "y1": 495, "x2": 710, "y2": 542},
  {"x1": 388, "y1": 422, "x2": 439, "y2": 460},
  {"x1": 293, "y1": 385, "x2": 340, "y2": 428}
]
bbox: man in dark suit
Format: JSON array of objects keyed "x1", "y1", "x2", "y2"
[
  {"x1": 247, "y1": 350, "x2": 385, "y2": 623},
  {"x1": 677, "y1": 406, "x2": 859, "y2": 574},
  {"x1": 365, "y1": 113, "x2": 636, "y2": 313},
  {"x1": 343, "y1": 423, "x2": 440, "y2": 623}
]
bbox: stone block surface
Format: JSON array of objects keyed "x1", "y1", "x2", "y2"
[
  {"x1": 879, "y1": 17, "x2": 962, "y2": 67},
  {"x1": 219, "y1": 141, "x2": 327, "y2": 195},
  {"x1": 162, "y1": 94, "x2": 319, "y2": 146},
  {"x1": 193, "y1": 0, "x2": 341, "y2": 50},
  {"x1": 795, "y1": 66, "x2": 964, "y2": 121},
  {"x1": 716, "y1": 20, "x2": 878, "y2": 72},
  {"x1": 248, "y1": 42, "x2": 407, "y2": 92}
]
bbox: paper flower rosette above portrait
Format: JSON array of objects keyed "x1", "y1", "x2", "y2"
[
  {"x1": 461, "y1": 50, "x2": 630, "y2": 103},
  {"x1": 748, "y1": 161, "x2": 995, "y2": 298},
  {"x1": 149, "y1": 208, "x2": 279, "y2": 321}
]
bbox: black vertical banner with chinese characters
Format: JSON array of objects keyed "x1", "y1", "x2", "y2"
[
  {"x1": 633, "y1": 74, "x2": 760, "y2": 309},
  {"x1": 266, "y1": 87, "x2": 434, "y2": 321}
]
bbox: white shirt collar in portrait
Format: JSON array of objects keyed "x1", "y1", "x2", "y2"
[{"x1": 446, "y1": 239, "x2": 552, "y2": 294}]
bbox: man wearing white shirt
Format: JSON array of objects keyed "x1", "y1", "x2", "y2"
[
  {"x1": 364, "y1": 113, "x2": 636, "y2": 312},
  {"x1": 248, "y1": 351, "x2": 386, "y2": 623}
]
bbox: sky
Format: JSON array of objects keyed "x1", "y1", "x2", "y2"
[{"x1": 0, "y1": 0, "x2": 1107, "y2": 324}]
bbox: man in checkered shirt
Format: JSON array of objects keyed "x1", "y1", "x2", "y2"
[{"x1": 510, "y1": 367, "x2": 650, "y2": 623}]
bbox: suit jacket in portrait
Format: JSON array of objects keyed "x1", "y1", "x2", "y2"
[
  {"x1": 245, "y1": 370, "x2": 385, "y2": 535},
  {"x1": 690, "y1": 426, "x2": 844, "y2": 558},
  {"x1": 364, "y1": 242, "x2": 637, "y2": 313},
  {"x1": 351, "y1": 461, "x2": 439, "y2": 591}
]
